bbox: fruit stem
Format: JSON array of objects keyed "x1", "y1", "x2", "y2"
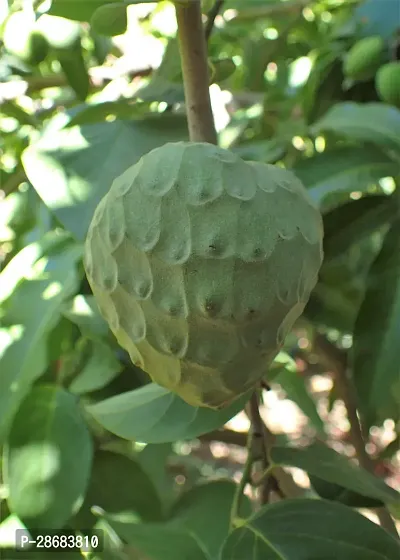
[{"x1": 175, "y1": 0, "x2": 218, "y2": 144}]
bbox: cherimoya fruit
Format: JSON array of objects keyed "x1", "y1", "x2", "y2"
[{"x1": 84, "y1": 142, "x2": 324, "y2": 408}]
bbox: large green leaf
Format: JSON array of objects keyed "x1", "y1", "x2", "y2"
[
  {"x1": 90, "y1": 3, "x2": 128, "y2": 37},
  {"x1": 69, "y1": 338, "x2": 121, "y2": 395},
  {"x1": 352, "y1": 219, "x2": 400, "y2": 428},
  {"x1": 270, "y1": 442, "x2": 400, "y2": 506},
  {"x1": 57, "y1": 40, "x2": 89, "y2": 101},
  {"x1": 48, "y1": 0, "x2": 157, "y2": 22},
  {"x1": 311, "y1": 103, "x2": 400, "y2": 152},
  {"x1": 309, "y1": 475, "x2": 385, "y2": 509},
  {"x1": 103, "y1": 517, "x2": 208, "y2": 560},
  {"x1": 220, "y1": 499, "x2": 400, "y2": 560},
  {"x1": 73, "y1": 450, "x2": 163, "y2": 528},
  {"x1": 168, "y1": 481, "x2": 252, "y2": 559},
  {"x1": 352, "y1": 0, "x2": 400, "y2": 39},
  {"x1": 136, "y1": 443, "x2": 175, "y2": 511},
  {"x1": 294, "y1": 147, "x2": 398, "y2": 209},
  {"x1": 322, "y1": 195, "x2": 395, "y2": 261},
  {"x1": 62, "y1": 100, "x2": 151, "y2": 128},
  {"x1": 0, "y1": 243, "x2": 81, "y2": 443},
  {"x1": 87, "y1": 383, "x2": 249, "y2": 444},
  {"x1": 62, "y1": 295, "x2": 109, "y2": 339},
  {"x1": 0, "y1": 231, "x2": 73, "y2": 304},
  {"x1": 22, "y1": 112, "x2": 188, "y2": 241},
  {"x1": 3, "y1": 386, "x2": 93, "y2": 530}
]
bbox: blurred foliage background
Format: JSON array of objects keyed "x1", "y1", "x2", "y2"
[{"x1": 0, "y1": 0, "x2": 400, "y2": 559}]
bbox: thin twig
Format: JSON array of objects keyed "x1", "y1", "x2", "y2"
[
  {"x1": 175, "y1": 0, "x2": 217, "y2": 144},
  {"x1": 205, "y1": 0, "x2": 225, "y2": 41},
  {"x1": 229, "y1": 425, "x2": 254, "y2": 529},
  {"x1": 248, "y1": 391, "x2": 277, "y2": 504},
  {"x1": 314, "y1": 333, "x2": 399, "y2": 538},
  {"x1": 199, "y1": 428, "x2": 247, "y2": 447},
  {"x1": 1, "y1": 169, "x2": 27, "y2": 196}
]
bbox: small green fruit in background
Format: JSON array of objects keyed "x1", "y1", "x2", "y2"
[
  {"x1": 375, "y1": 62, "x2": 400, "y2": 108},
  {"x1": 84, "y1": 142, "x2": 324, "y2": 409},
  {"x1": 343, "y1": 35, "x2": 385, "y2": 81},
  {"x1": 3, "y1": 11, "x2": 49, "y2": 66}
]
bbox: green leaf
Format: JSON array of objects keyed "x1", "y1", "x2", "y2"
[
  {"x1": 0, "y1": 230, "x2": 73, "y2": 304},
  {"x1": 309, "y1": 475, "x2": 384, "y2": 509},
  {"x1": 64, "y1": 100, "x2": 149, "y2": 128},
  {"x1": 46, "y1": 0, "x2": 119, "y2": 22},
  {"x1": 0, "y1": 101, "x2": 38, "y2": 128},
  {"x1": 74, "y1": 450, "x2": 163, "y2": 528},
  {"x1": 0, "y1": 243, "x2": 81, "y2": 443},
  {"x1": 311, "y1": 103, "x2": 400, "y2": 152},
  {"x1": 69, "y1": 338, "x2": 121, "y2": 395},
  {"x1": 22, "y1": 113, "x2": 188, "y2": 241},
  {"x1": 136, "y1": 39, "x2": 185, "y2": 104},
  {"x1": 210, "y1": 58, "x2": 237, "y2": 84},
  {"x1": 322, "y1": 195, "x2": 396, "y2": 261},
  {"x1": 91, "y1": 31, "x2": 113, "y2": 65},
  {"x1": 294, "y1": 147, "x2": 398, "y2": 209},
  {"x1": 232, "y1": 140, "x2": 286, "y2": 164},
  {"x1": 137, "y1": 443, "x2": 175, "y2": 511},
  {"x1": 220, "y1": 499, "x2": 400, "y2": 560},
  {"x1": 269, "y1": 354, "x2": 326, "y2": 437},
  {"x1": 48, "y1": 0, "x2": 158, "y2": 22},
  {"x1": 353, "y1": 0, "x2": 400, "y2": 39},
  {"x1": 270, "y1": 442, "x2": 400, "y2": 506},
  {"x1": 57, "y1": 41, "x2": 89, "y2": 101},
  {"x1": 86, "y1": 518, "x2": 127, "y2": 560},
  {"x1": 62, "y1": 295, "x2": 109, "y2": 339},
  {"x1": 91, "y1": 4, "x2": 127, "y2": 37},
  {"x1": 168, "y1": 481, "x2": 252, "y2": 559},
  {"x1": 353, "y1": 219, "x2": 400, "y2": 428},
  {"x1": 102, "y1": 517, "x2": 208, "y2": 560},
  {"x1": 3, "y1": 386, "x2": 93, "y2": 530},
  {"x1": 87, "y1": 383, "x2": 249, "y2": 444}
]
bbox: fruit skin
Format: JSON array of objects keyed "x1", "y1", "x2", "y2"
[
  {"x1": 3, "y1": 12, "x2": 49, "y2": 66},
  {"x1": 375, "y1": 62, "x2": 400, "y2": 108},
  {"x1": 84, "y1": 142, "x2": 324, "y2": 409},
  {"x1": 343, "y1": 36, "x2": 385, "y2": 81}
]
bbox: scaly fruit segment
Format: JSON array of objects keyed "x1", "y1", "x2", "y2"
[{"x1": 84, "y1": 142, "x2": 324, "y2": 409}]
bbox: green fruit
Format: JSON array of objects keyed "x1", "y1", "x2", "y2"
[
  {"x1": 84, "y1": 142, "x2": 323, "y2": 409},
  {"x1": 375, "y1": 62, "x2": 400, "y2": 108},
  {"x1": 343, "y1": 36, "x2": 385, "y2": 81},
  {"x1": 3, "y1": 12, "x2": 49, "y2": 66}
]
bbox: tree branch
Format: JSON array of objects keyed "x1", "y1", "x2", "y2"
[
  {"x1": 1, "y1": 169, "x2": 27, "y2": 196},
  {"x1": 175, "y1": 0, "x2": 217, "y2": 144},
  {"x1": 205, "y1": 0, "x2": 225, "y2": 41}
]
